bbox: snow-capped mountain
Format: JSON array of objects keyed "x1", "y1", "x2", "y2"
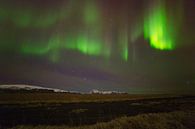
[
  {"x1": 0, "y1": 85, "x2": 127, "y2": 94},
  {"x1": 0, "y1": 84, "x2": 67, "y2": 93},
  {"x1": 90, "y1": 89, "x2": 127, "y2": 94}
]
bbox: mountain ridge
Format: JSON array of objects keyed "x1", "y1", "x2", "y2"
[{"x1": 0, "y1": 84, "x2": 67, "y2": 93}]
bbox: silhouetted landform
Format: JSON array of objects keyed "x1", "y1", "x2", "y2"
[
  {"x1": 0, "y1": 85, "x2": 194, "y2": 129},
  {"x1": 0, "y1": 93, "x2": 194, "y2": 129},
  {"x1": 0, "y1": 85, "x2": 69, "y2": 93},
  {"x1": 0, "y1": 88, "x2": 55, "y2": 93},
  {"x1": 0, "y1": 85, "x2": 128, "y2": 94}
]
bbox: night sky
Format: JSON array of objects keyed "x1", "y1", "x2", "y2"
[{"x1": 0, "y1": 0, "x2": 195, "y2": 94}]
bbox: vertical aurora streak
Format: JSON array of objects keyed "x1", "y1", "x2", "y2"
[
  {"x1": 144, "y1": 1, "x2": 176, "y2": 50},
  {"x1": 83, "y1": 0, "x2": 100, "y2": 25},
  {"x1": 119, "y1": 27, "x2": 128, "y2": 61}
]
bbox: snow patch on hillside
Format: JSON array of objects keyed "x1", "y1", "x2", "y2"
[
  {"x1": 0, "y1": 84, "x2": 67, "y2": 93},
  {"x1": 90, "y1": 89, "x2": 127, "y2": 94}
]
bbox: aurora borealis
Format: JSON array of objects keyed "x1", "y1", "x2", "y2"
[
  {"x1": 144, "y1": 1, "x2": 175, "y2": 50},
  {"x1": 0, "y1": 0, "x2": 183, "y2": 60},
  {"x1": 0, "y1": 0, "x2": 195, "y2": 93},
  {"x1": 143, "y1": 0, "x2": 183, "y2": 50}
]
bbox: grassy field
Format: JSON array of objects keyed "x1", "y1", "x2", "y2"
[
  {"x1": 0, "y1": 92, "x2": 182, "y2": 104},
  {"x1": 9, "y1": 110, "x2": 195, "y2": 129},
  {"x1": 0, "y1": 93, "x2": 194, "y2": 129}
]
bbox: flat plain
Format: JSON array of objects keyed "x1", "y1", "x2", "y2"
[{"x1": 0, "y1": 92, "x2": 194, "y2": 129}]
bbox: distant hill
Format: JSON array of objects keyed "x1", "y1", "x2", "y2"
[
  {"x1": 0, "y1": 85, "x2": 127, "y2": 95},
  {"x1": 0, "y1": 84, "x2": 68, "y2": 93}
]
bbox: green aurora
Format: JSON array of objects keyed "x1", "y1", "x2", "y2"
[
  {"x1": 0, "y1": 0, "x2": 195, "y2": 94},
  {"x1": 0, "y1": 0, "x2": 183, "y2": 62},
  {"x1": 143, "y1": 1, "x2": 181, "y2": 50},
  {"x1": 20, "y1": 0, "x2": 113, "y2": 62}
]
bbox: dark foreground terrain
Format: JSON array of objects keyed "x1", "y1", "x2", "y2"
[{"x1": 0, "y1": 93, "x2": 194, "y2": 129}]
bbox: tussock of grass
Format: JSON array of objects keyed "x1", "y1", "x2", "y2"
[{"x1": 10, "y1": 110, "x2": 195, "y2": 129}]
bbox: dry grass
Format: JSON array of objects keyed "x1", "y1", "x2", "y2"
[
  {"x1": 0, "y1": 93, "x2": 173, "y2": 104},
  {"x1": 10, "y1": 110, "x2": 195, "y2": 129}
]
